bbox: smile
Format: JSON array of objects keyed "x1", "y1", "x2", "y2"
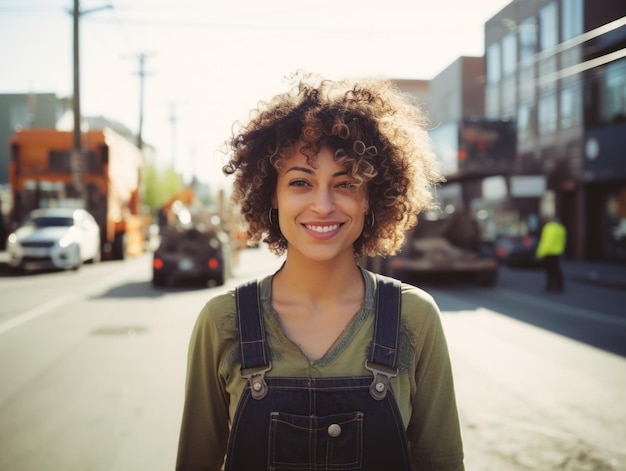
[{"x1": 304, "y1": 224, "x2": 341, "y2": 233}]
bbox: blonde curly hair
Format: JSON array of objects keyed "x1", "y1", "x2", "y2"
[{"x1": 223, "y1": 72, "x2": 443, "y2": 258}]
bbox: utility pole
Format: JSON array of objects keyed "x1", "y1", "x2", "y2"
[
  {"x1": 133, "y1": 52, "x2": 154, "y2": 150},
  {"x1": 71, "y1": 0, "x2": 83, "y2": 200},
  {"x1": 69, "y1": 0, "x2": 112, "y2": 201},
  {"x1": 167, "y1": 102, "x2": 180, "y2": 172}
]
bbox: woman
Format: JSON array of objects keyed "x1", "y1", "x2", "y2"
[{"x1": 176, "y1": 73, "x2": 465, "y2": 470}]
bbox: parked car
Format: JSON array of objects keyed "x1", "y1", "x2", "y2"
[
  {"x1": 493, "y1": 234, "x2": 540, "y2": 267},
  {"x1": 7, "y1": 207, "x2": 101, "y2": 272},
  {"x1": 152, "y1": 226, "x2": 228, "y2": 287}
]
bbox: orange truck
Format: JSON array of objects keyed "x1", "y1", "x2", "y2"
[{"x1": 8, "y1": 128, "x2": 144, "y2": 260}]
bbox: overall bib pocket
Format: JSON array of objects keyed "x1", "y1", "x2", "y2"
[{"x1": 268, "y1": 411, "x2": 364, "y2": 470}]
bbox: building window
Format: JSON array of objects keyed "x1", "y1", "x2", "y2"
[
  {"x1": 560, "y1": 83, "x2": 582, "y2": 129},
  {"x1": 519, "y1": 17, "x2": 537, "y2": 67},
  {"x1": 502, "y1": 76, "x2": 517, "y2": 115},
  {"x1": 486, "y1": 85, "x2": 500, "y2": 118},
  {"x1": 502, "y1": 33, "x2": 517, "y2": 76},
  {"x1": 517, "y1": 104, "x2": 535, "y2": 143},
  {"x1": 539, "y1": 2, "x2": 558, "y2": 52},
  {"x1": 487, "y1": 42, "x2": 501, "y2": 84},
  {"x1": 538, "y1": 93, "x2": 557, "y2": 135},
  {"x1": 600, "y1": 60, "x2": 626, "y2": 125},
  {"x1": 562, "y1": 0, "x2": 583, "y2": 42},
  {"x1": 586, "y1": 59, "x2": 626, "y2": 128},
  {"x1": 519, "y1": 66, "x2": 535, "y2": 102}
]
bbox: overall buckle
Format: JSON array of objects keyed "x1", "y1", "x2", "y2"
[
  {"x1": 241, "y1": 362, "x2": 272, "y2": 400},
  {"x1": 365, "y1": 360, "x2": 398, "y2": 401}
]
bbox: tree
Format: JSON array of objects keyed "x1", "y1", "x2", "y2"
[{"x1": 142, "y1": 161, "x2": 183, "y2": 214}]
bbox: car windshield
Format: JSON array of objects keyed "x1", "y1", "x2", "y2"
[{"x1": 29, "y1": 216, "x2": 74, "y2": 228}]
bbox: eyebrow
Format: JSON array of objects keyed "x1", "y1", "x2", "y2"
[{"x1": 285, "y1": 166, "x2": 349, "y2": 178}]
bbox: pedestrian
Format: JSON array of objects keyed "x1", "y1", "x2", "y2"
[
  {"x1": 175, "y1": 72, "x2": 465, "y2": 471},
  {"x1": 536, "y1": 215, "x2": 567, "y2": 292}
]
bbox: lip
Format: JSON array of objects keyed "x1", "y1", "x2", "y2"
[{"x1": 302, "y1": 222, "x2": 343, "y2": 240}]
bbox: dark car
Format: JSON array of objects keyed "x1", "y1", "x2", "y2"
[
  {"x1": 493, "y1": 234, "x2": 540, "y2": 267},
  {"x1": 152, "y1": 226, "x2": 228, "y2": 287}
]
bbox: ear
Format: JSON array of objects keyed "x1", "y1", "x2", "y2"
[
  {"x1": 272, "y1": 193, "x2": 278, "y2": 209},
  {"x1": 362, "y1": 199, "x2": 369, "y2": 214}
]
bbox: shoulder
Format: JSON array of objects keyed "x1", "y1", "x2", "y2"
[
  {"x1": 196, "y1": 276, "x2": 272, "y2": 338},
  {"x1": 367, "y1": 270, "x2": 440, "y2": 326},
  {"x1": 193, "y1": 289, "x2": 237, "y2": 341},
  {"x1": 400, "y1": 282, "x2": 441, "y2": 325}
]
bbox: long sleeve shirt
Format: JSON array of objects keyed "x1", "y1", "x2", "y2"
[{"x1": 176, "y1": 267, "x2": 464, "y2": 470}]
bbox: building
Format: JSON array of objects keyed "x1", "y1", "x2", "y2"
[
  {"x1": 393, "y1": 78, "x2": 430, "y2": 111},
  {"x1": 0, "y1": 93, "x2": 68, "y2": 185},
  {"x1": 484, "y1": 0, "x2": 626, "y2": 262},
  {"x1": 425, "y1": 56, "x2": 525, "y2": 242}
]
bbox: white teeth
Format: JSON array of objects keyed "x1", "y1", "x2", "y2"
[{"x1": 306, "y1": 224, "x2": 340, "y2": 233}]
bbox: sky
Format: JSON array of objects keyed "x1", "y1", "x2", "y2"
[{"x1": 0, "y1": 0, "x2": 512, "y2": 187}]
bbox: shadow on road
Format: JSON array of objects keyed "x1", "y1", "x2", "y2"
[
  {"x1": 90, "y1": 280, "x2": 214, "y2": 299},
  {"x1": 403, "y1": 272, "x2": 626, "y2": 358}
]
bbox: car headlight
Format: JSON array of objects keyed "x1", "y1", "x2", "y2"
[
  {"x1": 59, "y1": 235, "x2": 75, "y2": 248},
  {"x1": 7, "y1": 233, "x2": 18, "y2": 246}
]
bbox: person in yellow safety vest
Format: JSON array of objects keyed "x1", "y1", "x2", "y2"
[{"x1": 536, "y1": 216, "x2": 567, "y2": 292}]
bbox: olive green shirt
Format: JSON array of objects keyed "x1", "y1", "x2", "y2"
[{"x1": 176, "y1": 267, "x2": 464, "y2": 470}]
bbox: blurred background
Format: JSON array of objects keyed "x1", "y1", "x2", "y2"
[{"x1": 0, "y1": 1, "x2": 625, "y2": 470}]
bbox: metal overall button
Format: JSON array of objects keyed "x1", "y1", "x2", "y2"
[{"x1": 327, "y1": 423, "x2": 342, "y2": 437}]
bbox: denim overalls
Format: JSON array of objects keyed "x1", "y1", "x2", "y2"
[{"x1": 224, "y1": 275, "x2": 413, "y2": 471}]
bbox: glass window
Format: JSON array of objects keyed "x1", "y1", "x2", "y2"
[
  {"x1": 538, "y1": 93, "x2": 557, "y2": 135},
  {"x1": 518, "y1": 67, "x2": 535, "y2": 102},
  {"x1": 539, "y1": 3, "x2": 558, "y2": 52},
  {"x1": 519, "y1": 17, "x2": 537, "y2": 66},
  {"x1": 562, "y1": 0, "x2": 583, "y2": 42},
  {"x1": 502, "y1": 33, "x2": 517, "y2": 76},
  {"x1": 517, "y1": 104, "x2": 535, "y2": 143},
  {"x1": 502, "y1": 76, "x2": 517, "y2": 115},
  {"x1": 560, "y1": 83, "x2": 582, "y2": 129},
  {"x1": 600, "y1": 59, "x2": 626, "y2": 125},
  {"x1": 486, "y1": 85, "x2": 500, "y2": 118},
  {"x1": 487, "y1": 42, "x2": 501, "y2": 84}
]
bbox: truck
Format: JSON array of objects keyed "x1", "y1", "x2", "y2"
[
  {"x1": 361, "y1": 210, "x2": 499, "y2": 286},
  {"x1": 8, "y1": 128, "x2": 144, "y2": 260}
]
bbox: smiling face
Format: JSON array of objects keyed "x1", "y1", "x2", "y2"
[{"x1": 274, "y1": 143, "x2": 368, "y2": 264}]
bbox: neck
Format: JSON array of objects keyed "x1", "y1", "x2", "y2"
[{"x1": 274, "y1": 251, "x2": 363, "y2": 300}]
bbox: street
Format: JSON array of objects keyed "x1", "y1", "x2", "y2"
[{"x1": 0, "y1": 247, "x2": 625, "y2": 471}]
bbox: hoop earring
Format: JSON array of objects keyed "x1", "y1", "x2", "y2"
[
  {"x1": 268, "y1": 207, "x2": 276, "y2": 226},
  {"x1": 367, "y1": 211, "x2": 375, "y2": 230}
]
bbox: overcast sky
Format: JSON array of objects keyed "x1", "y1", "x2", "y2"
[{"x1": 0, "y1": 0, "x2": 512, "y2": 186}]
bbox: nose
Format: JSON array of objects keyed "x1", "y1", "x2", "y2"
[{"x1": 311, "y1": 187, "x2": 336, "y2": 215}]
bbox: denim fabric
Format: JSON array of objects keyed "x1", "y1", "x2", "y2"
[
  {"x1": 226, "y1": 276, "x2": 412, "y2": 471},
  {"x1": 225, "y1": 376, "x2": 412, "y2": 470}
]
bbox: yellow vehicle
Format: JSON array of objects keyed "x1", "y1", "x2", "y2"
[{"x1": 8, "y1": 128, "x2": 144, "y2": 260}]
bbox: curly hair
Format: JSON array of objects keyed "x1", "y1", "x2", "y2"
[{"x1": 223, "y1": 72, "x2": 443, "y2": 258}]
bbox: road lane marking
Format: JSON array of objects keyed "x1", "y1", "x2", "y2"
[
  {"x1": 0, "y1": 262, "x2": 148, "y2": 336},
  {"x1": 0, "y1": 294, "x2": 82, "y2": 336}
]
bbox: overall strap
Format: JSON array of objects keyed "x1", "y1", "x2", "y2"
[
  {"x1": 235, "y1": 280, "x2": 271, "y2": 399},
  {"x1": 366, "y1": 275, "x2": 402, "y2": 400}
]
